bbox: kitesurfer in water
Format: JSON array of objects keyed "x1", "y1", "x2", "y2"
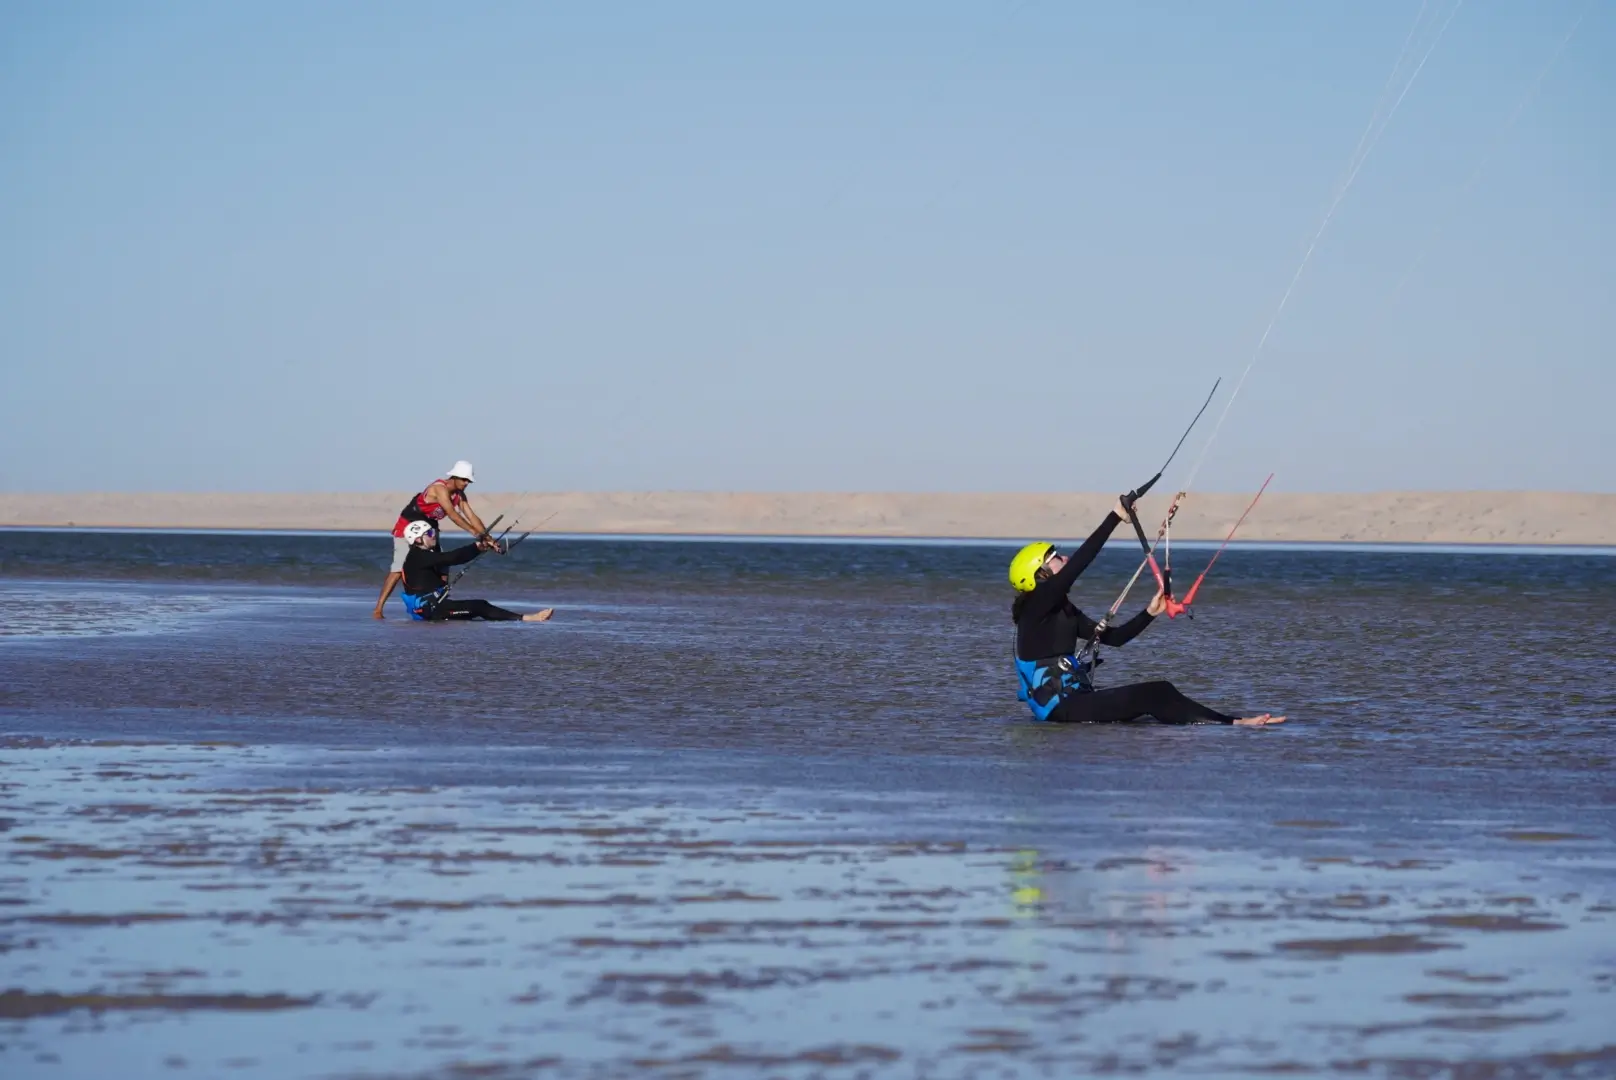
[
  {"x1": 397, "y1": 521, "x2": 553, "y2": 623},
  {"x1": 373, "y1": 461, "x2": 494, "y2": 619},
  {"x1": 1009, "y1": 497, "x2": 1284, "y2": 726}
]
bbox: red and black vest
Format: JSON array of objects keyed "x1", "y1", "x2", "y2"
[{"x1": 391, "y1": 480, "x2": 464, "y2": 538}]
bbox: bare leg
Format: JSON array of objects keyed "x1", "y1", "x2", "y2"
[
  {"x1": 373, "y1": 572, "x2": 402, "y2": 619},
  {"x1": 522, "y1": 608, "x2": 554, "y2": 623}
]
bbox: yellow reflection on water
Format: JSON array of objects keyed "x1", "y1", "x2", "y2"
[{"x1": 1009, "y1": 847, "x2": 1045, "y2": 917}]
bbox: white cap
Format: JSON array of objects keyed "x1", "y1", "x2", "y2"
[
  {"x1": 403, "y1": 520, "x2": 436, "y2": 545},
  {"x1": 448, "y1": 460, "x2": 476, "y2": 483}
]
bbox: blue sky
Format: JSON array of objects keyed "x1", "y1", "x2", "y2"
[{"x1": 3, "y1": 1, "x2": 1611, "y2": 493}]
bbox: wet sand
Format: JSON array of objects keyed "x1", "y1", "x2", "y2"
[{"x1": 6, "y1": 489, "x2": 1616, "y2": 545}]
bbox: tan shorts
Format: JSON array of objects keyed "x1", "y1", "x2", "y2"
[{"x1": 390, "y1": 536, "x2": 411, "y2": 573}]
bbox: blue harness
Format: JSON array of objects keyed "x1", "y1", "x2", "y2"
[
  {"x1": 399, "y1": 590, "x2": 440, "y2": 621},
  {"x1": 1014, "y1": 653, "x2": 1095, "y2": 721}
]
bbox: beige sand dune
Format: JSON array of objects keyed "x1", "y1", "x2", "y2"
[{"x1": 4, "y1": 491, "x2": 1614, "y2": 545}]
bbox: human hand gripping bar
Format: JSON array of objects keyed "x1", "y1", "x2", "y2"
[
  {"x1": 432, "y1": 506, "x2": 563, "y2": 608},
  {"x1": 435, "y1": 516, "x2": 515, "y2": 604}
]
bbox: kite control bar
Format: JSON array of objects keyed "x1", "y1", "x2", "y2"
[{"x1": 1112, "y1": 379, "x2": 1221, "y2": 617}]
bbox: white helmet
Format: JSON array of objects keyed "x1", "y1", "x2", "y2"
[
  {"x1": 403, "y1": 520, "x2": 436, "y2": 545},
  {"x1": 448, "y1": 460, "x2": 476, "y2": 483}
]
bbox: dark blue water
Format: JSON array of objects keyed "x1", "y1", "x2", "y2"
[{"x1": 2, "y1": 530, "x2": 1614, "y2": 1079}]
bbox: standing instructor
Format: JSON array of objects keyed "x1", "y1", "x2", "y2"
[{"x1": 372, "y1": 461, "x2": 492, "y2": 619}]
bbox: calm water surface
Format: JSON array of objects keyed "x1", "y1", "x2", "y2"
[{"x1": 1, "y1": 530, "x2": 1613, "y2": 1079}]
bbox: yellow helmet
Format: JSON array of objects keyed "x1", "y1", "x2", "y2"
[{"x1": 1009, "y1": 541, "x2": 1057, "y2": 593}]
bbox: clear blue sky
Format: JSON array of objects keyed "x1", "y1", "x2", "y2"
[{"x1": 3, "y1": 1, "x2": 1611, "y2": 494}]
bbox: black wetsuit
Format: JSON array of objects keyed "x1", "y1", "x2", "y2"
[
  {"x1": 1015, "y1": 512, "x2": 1238, "y2": 725},
  {"x1": 399, "y1": 543, "x2": 521, "y2": 622}
]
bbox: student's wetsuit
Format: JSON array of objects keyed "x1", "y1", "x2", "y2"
[
  {"x1": 398, "y1": 542, "x2": 521, "y2": 622},
  {"x1": 1014, "y1": 511, "x2": 1238, "y2": 725}
]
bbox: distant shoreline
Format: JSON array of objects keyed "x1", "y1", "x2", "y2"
[
  {"x1": 4, "y1": 491, "x2": 1614, "y2": 546},
  {"x1": 4, "y1": 524, "x2": 1615, "y2": 557}
]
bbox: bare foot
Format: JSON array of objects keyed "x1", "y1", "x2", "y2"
[
  {"x1": 372, "y1": 610, "x2": 386, "y2": 620},
  {"x1": 522, "y1": 608, "x2": 554, "y2": 623},
  {"x1": 1233, "y1": 714, "x2": 1286, "y2": 726}
]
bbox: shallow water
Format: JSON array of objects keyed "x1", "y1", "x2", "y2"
[{"x1": 2, "y1": 530, "x2": 1614, "y2": 1078}]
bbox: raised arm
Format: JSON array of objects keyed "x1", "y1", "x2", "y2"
[
  {"x1": 1046, "y1": 511, "x2": 1123, "y2": 593},
  {"x1": 1019, "y1": 508, "x2": 1128, "y2": 621}
]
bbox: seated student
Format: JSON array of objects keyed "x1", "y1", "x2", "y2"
[
  {"x1": 397, "y1": 521, "x2": 553, "y2": 623},
  {"x1": 375, "y1": 461, "x2": 492, "y2": 619},
  {"x1": 1009, "y1": 496, "x2": 1283, "y2": 726}
]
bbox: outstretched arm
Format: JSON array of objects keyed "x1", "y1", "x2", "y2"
[
  {"x1": 424, "y1": 481, "x2": 486, "y2": 537},
  {"x1": 456, "y1": 498, "x2": 490, "y2": 538},
  {"x1": 1099, "y1": 585, "x2": 1173, "y2": 646},
  {"x1": 1046, "y1": 510, "x2": 1124, "y2": 593},
  {"x1": 1072, "y1": 581, "x2": 1164, "y2": 648},
  {"x1": 1020, "y1": 506, "x2": 1128, "y2": 622},
  {"x1": 1070, "y1": 604, "x2": 1154, "y2": 647},
  {"x1": 415, "y1": 542, "x2": 483, "y2": 570}
]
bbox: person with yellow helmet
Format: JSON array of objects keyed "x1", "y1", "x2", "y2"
[{"x1": 1010, "y1": 496, "x2": 1284, "y2": 726}]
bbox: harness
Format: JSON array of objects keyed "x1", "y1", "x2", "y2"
[
  {"x1": 399, "y1": 590, "x2": 438, "y2": 621},
  {"x1": 1014, "y1": 651, "x2": 1097, "y2": 722}
]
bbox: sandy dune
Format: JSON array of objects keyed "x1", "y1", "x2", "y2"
[{"x1": 4, "y1": 491, "x2": 1614, "y2": 545}]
